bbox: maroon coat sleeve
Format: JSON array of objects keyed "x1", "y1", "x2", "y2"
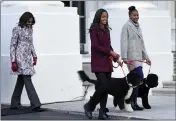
[
  {"x1": 109, "y1": 33, "x2": 114, "y2": 51},
  {"x1": 90, "y1": 29, "x2": 111, "y2": 55},
  {"x1": 110, "y1": 45, "x2": 113, "y2": 51}
]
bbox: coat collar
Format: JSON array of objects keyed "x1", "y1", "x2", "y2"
[{"x1": 127, "y1": 20, "x2": 142, "y2": 39}]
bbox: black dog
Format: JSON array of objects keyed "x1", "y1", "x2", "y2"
[
  {"x1": 137, "y1": 73, "x2": 159, "y2": 109},
  {"x1": 78, "y1": 70, "x2": 143, "y2": 112}
]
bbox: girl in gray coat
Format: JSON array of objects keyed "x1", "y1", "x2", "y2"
[
  {"x1": 120, "y1": 6, "x2": 151, "y2": 111},
  {"x1": 10, "y1": 12, "x2": 41, "y2": 110}
]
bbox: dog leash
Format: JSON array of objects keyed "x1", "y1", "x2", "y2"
[
  {"x1": 109, "y1": 56, "x2": 151, "y2": 77},
  {"x1": 127, "y1": 60, "x2": 151, "y2": 76},
  {"x1": 109, "y1": 56, "x2": 127, "y2": 79}
]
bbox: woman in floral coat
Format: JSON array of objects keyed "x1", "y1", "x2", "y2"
[{"x1": 10, "y1": 12, "x2": 41, "y2": 110}]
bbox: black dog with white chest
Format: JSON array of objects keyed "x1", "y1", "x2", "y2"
[{"x1": 78, "y1": 70, "x2": 143, "y2": 112}]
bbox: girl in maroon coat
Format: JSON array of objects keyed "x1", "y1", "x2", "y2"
[{"x1": 84, "y1": 9, "x2": 120, "y2": 120}]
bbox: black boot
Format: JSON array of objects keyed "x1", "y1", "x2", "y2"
[
  {"x1": 98, "y1": 108, "x2": 109, "y2": 120},
  {"x1": 10, "y1": 105, "x2": 24, "y2": 110},
  {"x1": 84, "y1": 103, "x2": 93, "y2": 119},
  {"x1": 131, "y1": 97, "x2": 144, "y2": 111}
]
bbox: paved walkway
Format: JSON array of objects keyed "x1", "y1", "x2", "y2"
[
  {"x1": 1, "y1": 105, "x2": 143, "y2": 120},
  {"x1": 42, "y1": 95, "x2": 175, "y2": 120}
]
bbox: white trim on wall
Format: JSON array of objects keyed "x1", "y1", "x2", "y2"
[{"x1": 152, "y1": 0, "x2": 158, "y2": 7}]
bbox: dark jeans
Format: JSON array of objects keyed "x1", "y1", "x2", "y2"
[
  {"x1": 11, "y1": 75, "x2": 41, "y2": 108},
  {"x1": 87, "y1": 72, "x2": 111, "y2": 111},
  {"x1": 133, "y1": 66, "x2": 144, "y2": 99}
]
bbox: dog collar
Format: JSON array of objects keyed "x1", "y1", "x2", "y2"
[
  {"x1": 127, "y1": 80, "x2": 143, "y2": 88},
  {"x1": 125, "y1": 77, "x2": 142, "y2": 88},
  {"x1": 128, "y1": 83, "x2": 137, "y2": 88},
  {"x1": 125, "y1": 77, "x2": 137, "y2": 88},
  {"x1": 144, "y1": 79, "x2": 149, "y2": 88}
]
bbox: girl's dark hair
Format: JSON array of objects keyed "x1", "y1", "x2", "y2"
[
  {"x1": 89, "y1": 8, "x2": 111, "y2": 33},
  {"x1": 128, "y1": 6, "x2": 138, "y2": 16},
  {"x1": 18, "y1": 12, "x2": 35, "y2": 28}
]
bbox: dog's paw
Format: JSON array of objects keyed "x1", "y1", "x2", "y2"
[
  {"x1": 114, "y1": 106, "x2": 119, "y2": 111},
  {"x1": 124, "y1": 103, "x2": 133, "y2": 112},
  {"x1": 143, "y1": 105, "x2": 151, "y2": 109}
]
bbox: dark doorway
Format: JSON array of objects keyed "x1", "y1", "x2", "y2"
[
  {"x1": 61, "y1": 1, "x2": 88, "y2": 54},
  {"x1": 61, "y1": 1, "x2": 70, "y2": 7}
]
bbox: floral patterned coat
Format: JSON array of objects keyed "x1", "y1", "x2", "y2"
[{"x1": 10, "y1": 26, "x2": 37, "y2": 76}]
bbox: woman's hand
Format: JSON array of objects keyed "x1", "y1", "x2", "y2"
[
  {"x1": 12, "y1": 62, "x2": 18, "y2": 72},
  {"x1": 146, "y1": 59, "x2": 151, "y2": 65},
  {"x1": 33, "y1": 57, "x2": 37, "y2": 66},
  {"x1": 110, "y1": 51, "x2": 120, "y2": 60}
]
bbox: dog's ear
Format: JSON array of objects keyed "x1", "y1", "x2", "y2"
[
  {"x1": 127, "y1": 70, "x2": 136, "y2": 78},
  {"x1": 77, "y1": 70, "x2": 90, "y2": 82},
  {"x1": 146, "y1": 73, "x2": 159, "y2": 87},
  {"x1": 147, "y1": 74, "x2": 158, "y2": 82}
]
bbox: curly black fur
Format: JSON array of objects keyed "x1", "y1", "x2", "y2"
[
  {"x1": 138, "y1": 73, "x2": 158, "y2": 109},
  {"x1": 77, "y1": 70, "x2": 143, "y2": 110}
]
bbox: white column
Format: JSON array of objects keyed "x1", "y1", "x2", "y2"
[
  {"x1": 85, "y1": 1, "x2": 116, "y2": 53},
  {"x1": 85, "y1": 1, "x2": 97, "y2": 53},
  {"x1": 1, "y1": 1, "x2": 83, "y2": 104}
]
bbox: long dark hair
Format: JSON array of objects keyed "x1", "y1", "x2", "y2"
[
  {"x1": 89, "y1": 8, "x2": 111, "y2": 33},
  {"x1": 18, "y1": 12, "x2": 35, "y2": 28}
]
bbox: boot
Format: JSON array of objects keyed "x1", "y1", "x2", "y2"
[
  {"x1": 84, "y1": 103, "x2": 93, "y2": 119},
  {"x1": 131, "y1": 97, "x2": 144, "y2": 111},
  {"x1": 10, "y1": 105, "x2": 24, "y2": 109},
  {"x1": 98, "y1": 108, "x2": 109, "y2": 120}
]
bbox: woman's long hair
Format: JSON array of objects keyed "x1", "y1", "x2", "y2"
[
  {"x1": 89, "y1": 8, "x2": 111, "y2": 33},
  {"x1": 18, "y1": 12, "x2": 35, "y2": 28}
]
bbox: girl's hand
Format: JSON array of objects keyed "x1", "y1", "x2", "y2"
[
  {"x1": 123, "y1": 59, "x2": 128, "y2": 64},
  {"x1": 110, "y1": 51, "x2": 120, "y2": 60},
  {"x1": 146, "y1": 59, "x2": 151, "y2": 65},
  {"x1": 117, "y1": 60, "x2": 123, "y2": 67}
]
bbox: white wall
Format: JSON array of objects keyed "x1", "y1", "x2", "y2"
[
  {"x1": 85, "y1": 1, "x2": 175, "y2": 52},
  {"x1": 1, "y1": 1, "x2": 83, "y2": 104}
]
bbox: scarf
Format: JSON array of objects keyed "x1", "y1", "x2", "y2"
[
  {"x1": 130, "y1": 19, "x2": 139, "y2": 27},
  {"x1": 129, "y1": 19, "x2": 142, "y2": 37}
]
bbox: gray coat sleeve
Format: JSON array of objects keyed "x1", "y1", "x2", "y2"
[
  {"x1": 141, "y1": 32, "x2": 149, "y2": 60},
  {"x1": 142, "y1": 42, "x2": 149, "y2": 60},
  {"x1": 120, "y1": 25, "x2": 129, "y2": 60}
]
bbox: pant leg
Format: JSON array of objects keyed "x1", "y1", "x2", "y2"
[
  {"x1": 135, "y1": 66, "x2": 144, "y2": 79},
  {"x1": 134, "y1": 66, "x2": 144, "y2": 93},
  {"x1": 11, "y1": 75, "x2": 24, "y2": 107},
  {"x1": 22, "y1": 75, "x2": 41, "y2": 107},
  {"x1": 132, "y1": 66, "x2": 144, "y2": 105},
  {"x1": 99, "y1": 72, "x2": 111, "y2": 109},
  {"x1": 87, "y1": 72, "x2": 109, "y2": 111}
]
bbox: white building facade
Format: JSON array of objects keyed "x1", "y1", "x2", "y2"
[
  {"x1": 84, "y1": 1, "x2": 175, "y2": 52},
  {"x1": 1, "y1": 1, "x2": 175, "y2": 104}
]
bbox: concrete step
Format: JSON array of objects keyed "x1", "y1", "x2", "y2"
[
  {"x1": 82, "y1": 54, "x2": 91, "y2": 58},
  {"x1": 152, "y1": 88, "x2": 175, "y2": 96},
  {"x1": 162, "y1": 81, "x2": 176, "y2": 88}
]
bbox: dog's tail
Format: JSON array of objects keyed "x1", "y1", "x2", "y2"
[{"x1": 77, "y1": 70, "x2": 96, "y2": 84}]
